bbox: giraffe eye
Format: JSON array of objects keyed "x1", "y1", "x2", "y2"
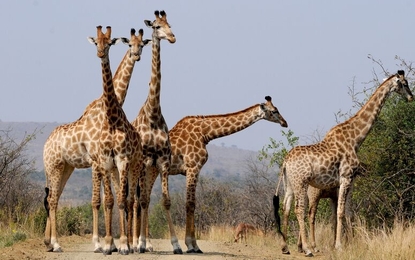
[{"x1": 155, "y1": 26, "x2": 161, "y2": 29}]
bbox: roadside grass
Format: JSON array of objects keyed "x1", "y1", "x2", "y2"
[
  {"x1": 166, "y1": 221, "x2": 415, "y2": 260},
  {"x1": 2, "y1": 207, "x2": 415, "y2": 260}
]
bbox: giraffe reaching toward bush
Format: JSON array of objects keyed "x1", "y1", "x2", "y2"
[
  {"x1": 274, "y1": 70, "x2": 413, "y2": 257},
  {"x1": 144, "y1": 96, "x2": 287, "y2": 253}
]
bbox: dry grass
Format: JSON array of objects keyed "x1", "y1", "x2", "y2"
[{"x1": 167, "y1": 221, "x2": 415, "y2": 260}]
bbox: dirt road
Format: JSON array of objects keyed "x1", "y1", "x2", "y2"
[{"x1": 0, "y1": 235, "x2": 314, "y2": 260}]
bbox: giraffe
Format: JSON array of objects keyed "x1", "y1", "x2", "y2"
[
  {"x1": 128, "y1": 10, "x2": 180, "y2": 254},
  {"x1": 152, "y1": 96, "x2": 286, "y2": 253},
  {"x1": 86, "y1": 25, "x2": 143, "y2": 255},
  {"x1": 43, "y1": 26, "x2": 148, "y2": 254},
  {"x1": 273, "y1": 70, "x2": 413, "y2": 256}
]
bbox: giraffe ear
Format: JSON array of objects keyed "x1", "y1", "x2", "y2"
[
  {"x1": 87, "y1": 37, "x2": 96, "y2": 45},
  {"x1": 143, "y1": 39, "x2": 151, "y2": 46},
  {"x1": 120, "y1": 37, "x2": 130, "y2": 45},
  {"x1": 144, "y1": 20, "x2": 153, "y2": 28},
  {"x1": 111, "y1": 38, "x2": 122, "y2": 45}
]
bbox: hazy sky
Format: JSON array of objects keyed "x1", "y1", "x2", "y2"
[{"x1": 1, "y1": 1, "x2": 414, "y2": 151}]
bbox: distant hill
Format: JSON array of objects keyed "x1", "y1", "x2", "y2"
[{"x1": 0, "y1": 121, "x2": 260, "y2": 205}]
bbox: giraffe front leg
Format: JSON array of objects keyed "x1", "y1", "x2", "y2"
[
  {"x1": 137, "y1": 170, "x2": 148, "y2": 254},
  {"x1": 102, "y1": 173, "x2": 116, "y2": 255},
  {"x1": 91, "y1": 169, "x2": 103, "y2": 253},
  {"x1": 117, "y1": 173, "x2": 130, "y2": 255},
  {"x1": 335, "y1": 177, "x2": 353, "y2": 250},
  {"x1": 159, "y1": 163, "x2": 183, "y2": 254}
]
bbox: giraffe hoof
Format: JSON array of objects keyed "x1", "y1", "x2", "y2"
[
  {"x1": 195, "y1": 249, "x2": 203, "y2": 253},
  {"x1": 93, "y1": 247, "x2": 103, "y2": 253},
  {"x1": 186, "y1": 249, "x2": 196, "y2": 253},
  {"x1": 119, "y1": 249, "x2": 129, "y2": 255},
  {"x1": 103, "y1": 249, "x2": 113, "y2": 255},
  {"x1": 53, "y1": 247, "x2": 63, "y2": 253},
  {"x1": 174, "y1": 248, "x2": 183, "y2": 254},
  {"x1": 282, "y1": 246, "x2": 290, "y2": 255},
  {"x1": 305, "y1": 252, "x2": 314, "y2": 257},
  {"x1": 139, "y1": 247, "x2": 146, "y2": 253}
]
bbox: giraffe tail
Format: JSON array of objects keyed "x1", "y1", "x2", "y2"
[
  {"x1": 273, "y1": 194, "x2": 282, "y2": 234},
  {"x1": 44, "y1": 187, "x2": 50, "y2": 217}
]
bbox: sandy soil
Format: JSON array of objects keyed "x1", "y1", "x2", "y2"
[{"x1": 0, "y1": 235, "x2": 325, "y2": 260}]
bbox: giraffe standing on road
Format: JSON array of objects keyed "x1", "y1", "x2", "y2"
[
  {"x1": 87, "y1": 25, "x2": 143, "y2": 255},
  {"x1": 129, "y1": 10, "x2": 180, "y2": 254},
  {"x1": 43, "y1": 26, "x2": 144, "y2": 255},
  {"x1": 151, "y1": 96, "x2": 287, "y2": 253},
  {"x1": 274, "y1": 70, "x2": 413, "y2": 256}
]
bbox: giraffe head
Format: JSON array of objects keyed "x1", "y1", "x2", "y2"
[
  {"x1": 144, "y1": 10, "x2": 176, "y2": 43},
  {"x1": 260, "y1": 96, "x2": 288, "y2": 127},
  {"x1": 390, "y1": 70, "x2": 413, "y2": 102},
  {"x1": 87, "y1": 26, "x2": 120, "y2": 59},
  {"x1": 120, "y1": 28, "x2": 151, "y2": 62}
]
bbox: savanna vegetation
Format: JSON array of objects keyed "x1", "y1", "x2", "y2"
[{"x1": 1, "y1": 56, "x2": 415, "y2": 259}]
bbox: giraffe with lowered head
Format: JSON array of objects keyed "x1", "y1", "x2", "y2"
[
  {"x1": 43, "y1": 29, "x2": 149, "y2": 252},
  {"x1": 129, "y1": 10, "x2": 180, "y2": 254},
  {"x1": 149, "y1": 96, "x2": 287, "y2": 253},
  {"x1": 274, "y1": 70, "x2": 413, "y2": 256}
]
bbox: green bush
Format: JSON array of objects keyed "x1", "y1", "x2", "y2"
[{"x1": 149, "y1": 202, "x2": 168, "y2": 238}]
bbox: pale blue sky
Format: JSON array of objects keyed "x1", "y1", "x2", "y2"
[{"x1": 1, "y1": 1, "x2": 414, "y2": 151}]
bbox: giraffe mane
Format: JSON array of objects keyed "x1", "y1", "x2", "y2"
[{"x1": 176, "y1": 104, "x2": 260, "y2": 122}]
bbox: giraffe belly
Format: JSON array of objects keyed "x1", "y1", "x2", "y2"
[{"x1": 309, "y1": 174, "x2": 339, "y2": 190}]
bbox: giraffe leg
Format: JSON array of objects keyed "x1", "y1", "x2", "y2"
[
  {"x1": 308, "y1": 188, "x2": 321, "y2": 253},
  {"x1": 185, "y1": 173, "x2": 202, "y2": 253},
  {"x1": 116, "y1": 169, "x2": 130, "y2": 255},
  {"x1": 140, "y1": 166, "x2": 158, "y2": 253},
  {"x1": 45, "y1": 166, "x2": 73, "y2": 253},
  {"x1": 330, "y1": 195, "x2": 338, "y2": 248},
  {"x1": 91, "y1": 168, "x2": 104, "y2": 253},
  {"x1": 294, "y1": 187, "x2": 313, "y2": 257},
  {"x1": 102, "y1": 171, "x2": 116, "y2": 255},
  {"x1": 335, "y1": 177, "x2": 353, "y2": 250},
  {"x1": 281, "y1": 186, "x2": 293, "y2": 254},
  {"x1": 159, "y1": 163, "x2": 183, "y2": 254},
  {"x1": 138, "y1": 166, "x2": 149, "y2": 254}
]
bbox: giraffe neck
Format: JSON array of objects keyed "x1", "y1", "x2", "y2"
[
  {"x1": 327, "y1": 77, "x2": 394, "y2": 148},
  {"x1": 196, "y1": 104, "x2": 263, "y2": 142},
  {"x1": 101, "y1": 57, "x2": 118, "y2": 121},
  {"x1": 143, "y1": 35, "x2": 162, "y2": 118},
  {"x1": 112, "y1": 52, "x2": 136, "y2": 106}
]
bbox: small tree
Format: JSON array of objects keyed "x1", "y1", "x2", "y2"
[{"x1": 0, "y1": 127, "x2": 43, "y2": 223}]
